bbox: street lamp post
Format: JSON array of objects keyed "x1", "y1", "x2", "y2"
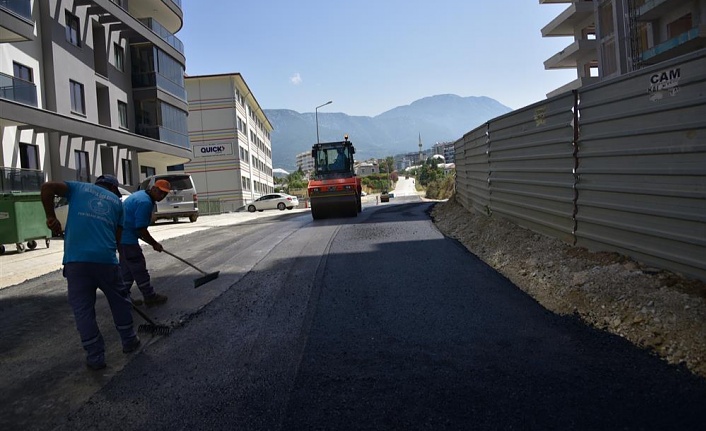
[{"x1": 315, "y1": 100, "x2": 332, "y2": 144}]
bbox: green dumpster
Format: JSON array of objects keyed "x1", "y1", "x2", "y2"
[{"x1": 0, "y1": 192, "x2": 52, "y2": 254}]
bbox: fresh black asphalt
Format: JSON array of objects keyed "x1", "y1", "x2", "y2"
[{"x1": 55, "y1": 202, "x2": 706, "y2": 430}]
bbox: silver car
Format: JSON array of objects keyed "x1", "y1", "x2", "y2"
[{"x1": 247, "y1": 193, "x2": 299, "y2": 212}]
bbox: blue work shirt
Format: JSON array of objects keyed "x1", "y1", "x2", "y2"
[
  {"x1": 121, "y1": 190, "x2": 155, "y2": 245},
  {"x1": 63, "y1": 181, "x2": 123, "y2": 265}
]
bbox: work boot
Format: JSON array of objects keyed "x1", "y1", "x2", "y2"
[
  {"x1": 122, "y1": 336, "x2": 141, "y2": 353},
  {"x1": 144, "y1": 293, "x2": 168, "y2": 308},
  {"x1": 131, "y1": 296, "x2": 143, "y2": 306}
]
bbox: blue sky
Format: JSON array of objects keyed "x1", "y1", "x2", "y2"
[{"x1": 179, "y1": 1, "x2": 576, "y2": 117}]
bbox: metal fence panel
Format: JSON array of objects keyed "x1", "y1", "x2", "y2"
[
  {"x1": 487, "y1": 94, "x2": 576, "y2": 243},
  {"x1": 576, "y1": 49, "x2": 706, "y2": 280},
  {"x1": 454, "y1": 125, "x2": 489, "y2": 214}
]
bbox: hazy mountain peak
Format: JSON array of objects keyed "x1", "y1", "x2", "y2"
[{"x1": 265, "y1": 94, "x2": 511, "y2": 172}]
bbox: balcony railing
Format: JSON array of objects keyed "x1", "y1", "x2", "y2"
[
  {"x1": 641, "y1": 26, "x2": 703, "y2": 62},
  {"x1": 136, "y1": 125, "x2": 190, "y2": 149},
  {"x1": 1, "y1": 167, "x2": 44, "y2": 192},
  {"x1": 131, "y1": 71, "x2": 186, "y2": 100},
  {"x1": 0, "y1": 0, "x2": 32, "y2": 21},
  {"x1": 139, "y1": 18, "x2": 184, "y2": 54},
  {"x1": 0, "y1": 72, "x2": 38, "y2": 106},
  {"x1": 165, "y1": 0, "x2": 182, "y2": 10}
]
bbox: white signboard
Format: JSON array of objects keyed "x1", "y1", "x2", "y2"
[{"x1": 193, "y1": 142, "x2": 234, "y2": 158}]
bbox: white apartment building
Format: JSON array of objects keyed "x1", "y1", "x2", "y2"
[
  {"x1": 184, "y1": 73, "x2": 274, "y2": 212},
  {"x1": 542, "y1": 0, "x2": 706, "y2": 97},
  {"x1": 1, "y1": 0, "x2": 191, "y2": 191},
  {"x1": 296, "y1": 150, "x2": 314, "y2": 173}
]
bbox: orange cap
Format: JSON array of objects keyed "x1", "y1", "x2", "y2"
[{"x1": 154, "y1": 179, "x2": 171, "y2": 192}]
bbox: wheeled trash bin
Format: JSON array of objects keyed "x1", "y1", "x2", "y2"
[{"x1": 0, "y1": 192, "x2": 52, "y2": 254}]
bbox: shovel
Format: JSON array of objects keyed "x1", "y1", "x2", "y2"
[{"x1": 163, "y1": 249, "x2": 220, "y2": 288}]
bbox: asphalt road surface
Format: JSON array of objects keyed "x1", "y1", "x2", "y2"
[{"x1": 2, "y1": 198, "x2": 706, "y2": 430}]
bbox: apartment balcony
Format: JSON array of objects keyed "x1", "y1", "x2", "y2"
[
  {"x1": 0, "y1": 0, "x2": 34, "y2": 42},
  {"x1": 0, "y1": 72, "x2": 37, "y2": 107},
  {"x1": 136, "y1": 125, "x2": 189, "y2": 149},
  {"x1": 128, "y1": 0, "x2": 183, "y2": 34},
  {"x1": 132, "y1": 71, "x2": 187, "y2": 101},
  {"x1": 0, "y1": 98, "x2": 192, "y2": 162},
  {"x1": 546, "y1": 76, "x2": 600, "y2": 99},
  {"x1": 544, "y1": 39, "x2": 598, "y2": 69},
  {"x1": 636, "y1": 0, "x2": 692, "y2": 22},
  {"x1": 76, "y1": 0, "x2": 185, "y2": 65},
  {"x1": 0, "y1": 167, "x2": 43, "y2": 193},
  {"x1": 541, "y1": 1, "x2": 594, "y2": 37},
  {"x1": 641, "y1": 25, "x2": 706, "y2": 64},
  {"x1": 139, "y1": 17, "x2": 184, "y2": 55}
]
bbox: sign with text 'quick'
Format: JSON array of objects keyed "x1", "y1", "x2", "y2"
[{"x1": 193, "y1": 142, "x2": 234, "y2": 158}]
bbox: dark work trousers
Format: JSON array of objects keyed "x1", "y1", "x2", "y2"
[
  {"x1": 64, "y1": 263, "x2": 136, "y2": 365},
  {"x1": 118, "y1": 243, "x2": 157, "y2": 300}
]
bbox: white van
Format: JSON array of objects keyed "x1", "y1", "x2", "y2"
[{"x1": 138, "y1": 173, "x2": 199, "y2": 223}]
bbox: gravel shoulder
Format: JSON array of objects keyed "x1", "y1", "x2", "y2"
[{"x1": 431, "y1": 197, "x2": 706, "y2": 379}]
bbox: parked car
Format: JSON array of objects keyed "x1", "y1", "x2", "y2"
[
  {"x1": 54, "y1": 187, "x2": 132, "y2": 232},
  {"x1": 247, "y1": 193, "x2": 299, "y2": 212},
  {"x1": 380, "y1": 191, "x2": 390, "y2": 203},
  {"x1": 388, "y1": 192, "x2": 395, "y2": 198},
  {"x1": 138, "y1": 173, "x2": 199, "y2": 223}
]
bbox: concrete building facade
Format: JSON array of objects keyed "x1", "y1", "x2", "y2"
[
  {"x1": 184, "y1": 73, "x2": 273, "y2": 212},
  {"x1": 1, "y1": 0, "x2": 191, "y2": 191},
  {"x1": 296, "y1": 150, "x2": 314, "y2": 174},
  {"x1": 542, "y1": 0, "x2": 706, "y2": 98}
]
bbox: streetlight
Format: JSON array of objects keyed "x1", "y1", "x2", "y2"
[{"x1": 315, "y1": 100, "x2": 332, "y2": 144}]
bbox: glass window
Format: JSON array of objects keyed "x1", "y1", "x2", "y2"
[
  {"x1": 13, "y1": 62, "x2": 33, "y2": 82},
  {"x1": 141, "y1": 165, "x2": 156, "y2": 178},
  {"x1": 121, "y1": 158, "x2": 132, "y2": 185},
  {"x1": 69, "y1": 80, "x2": 85, "y2": 114},
  {"x1": 114, "y1": 43, "x2": 124, "y2": 72},
  {"x1": 65, "y1": 11, "x2": 81, "y2": 46},
  {"x1": 118, "y1": 101, "x2": 128, "y2": 128},
  {"x1": 19, "y1": 143, "x2": 39, "y2": 170},
  {"x1": 75, "y1": 150, "x2": 90, "y2": 182}
]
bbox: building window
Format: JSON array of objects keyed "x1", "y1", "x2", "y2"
[
  {"x1": 118, "y1": 101, "x2": 128, "y2": 129},
  {"x1": 114, "y1": 43, "x2": 124, "y2": 72},
  {"x1": 19, "y1": 143, "x2": 39, "y2": 170},
  {"x1": 667, "y1": 14, "x2": 692, "y2": 38},
  {"x1": 75, "y1": 150, "x2": 90, "y2": 182},
  {"x1": 69, "y1": 80, "x2": 85, "y2": 115},
  {"x1": 65, "y1": 11, "x2": 81, "y2": 47},
  {"x1": 13, "y1": 62, "x2": 33, "y2": 82},
  {"x1": 140, "y1": 165, "x2": 156, "y2": 178},
  {"x1": 121, "y1": 159, "x2": 132, "y2": 185}
]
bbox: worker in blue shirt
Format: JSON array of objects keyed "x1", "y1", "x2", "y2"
[
  {"x1": 120, "y1": 179, "x2": 170, "y2": 307},
  {"x1": 41, "y1": 175, "x2": 139, "y2": 370}
]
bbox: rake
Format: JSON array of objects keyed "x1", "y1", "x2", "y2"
[
  {"x1": 163, "y1": 249, "x2": 220, "y2": 288},
  {"x1": 132, "y1": 303, "x2": 171, "y2": 336}
]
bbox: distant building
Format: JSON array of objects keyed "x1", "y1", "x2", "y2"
[
  {"x1": 185, "y1": 73, "x2": 273, "y2": 212},
  {"x1": 356, "y1": 161, "x2": 379, "y2": 177},
  {"x1": 542, "y1": 0, "x2": 706, "y2": 98},
  {"x1": 432, "y1": 141, "x2": 455, "y2": 163},
  {"x1": 296, "y1": 150, "x2": 314, "y2": 173}
]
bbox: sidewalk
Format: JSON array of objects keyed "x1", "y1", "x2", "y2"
[{"x1": 0, "y1": 208, "x2": 311, "y2": 290}]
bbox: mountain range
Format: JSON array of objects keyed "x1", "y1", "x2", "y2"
[{"x1": 264, "y1": 94, "x2": 512, "y2": 172}]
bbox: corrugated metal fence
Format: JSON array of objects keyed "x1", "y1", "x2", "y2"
[{"x1": 454, "y1": 49, "x2": 706, "y2": 281}]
